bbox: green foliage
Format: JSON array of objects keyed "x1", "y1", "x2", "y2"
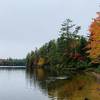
[
  {"x1": 0, "y1": 58, "x2": 26, "y2": 66},
  {"x1": 94, "y1": 65, "x2": 100, "y2": 73},
  {"x1": 26, "y1": 51, "x2": 36, "y2": 67},
  {"x1": 26, "y1": 19, "x2": 89, "y2": 75}
]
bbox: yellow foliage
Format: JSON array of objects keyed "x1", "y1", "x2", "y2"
[{"x1": 37, "y1": 57, "x2": 46, "y2": 66}]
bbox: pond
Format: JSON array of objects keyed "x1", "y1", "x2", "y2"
[{"x1": 0, "y1": 67, "x2": 100, "y2": 100}]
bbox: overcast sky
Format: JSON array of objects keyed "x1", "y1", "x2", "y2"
[{"x1": 0, "y1": 0, "x2": 99, "y2": 58}]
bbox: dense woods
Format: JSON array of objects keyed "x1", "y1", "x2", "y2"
[
  {"x1": 26, "y1": 12, "x2": 100, "y2": 75},
  {"x1": 0, "y1": 58, "x2": 26, "y2": 66}
]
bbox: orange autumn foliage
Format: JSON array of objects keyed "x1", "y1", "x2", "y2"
[{"x1": 87, "y1": 12, "x2": 100, "y2": 63}]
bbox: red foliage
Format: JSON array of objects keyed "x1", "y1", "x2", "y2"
[{"x1": 72, "y1": 53, "x2": 84, "y2": 61}]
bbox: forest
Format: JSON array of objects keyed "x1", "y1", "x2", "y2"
[
  {"x1": 26, "y1": 12, "x2": 100, "y2": 76},
  {"x1": 0, "y1": 58, "x2": 26, "y2": 66}
]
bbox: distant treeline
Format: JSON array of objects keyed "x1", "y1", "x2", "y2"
[{"x1": 0, "y1": 58, "x2": 26, "y2": 66}]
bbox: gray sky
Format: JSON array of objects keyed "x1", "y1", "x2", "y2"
[{"x1": 0, "y1": 0, "x2": 99, "y2": 58}]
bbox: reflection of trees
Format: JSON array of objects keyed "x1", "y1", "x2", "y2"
[
  {"x1": 26, "y1": 68, "x2": 48, "y2": 95},
  {"x1": 26, "y1": 68, "x2": 99, "y2": 100}
]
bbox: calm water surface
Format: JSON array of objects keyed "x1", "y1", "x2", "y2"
[
  {"x1": 0, "y1": 67, "x2": 100, "y2": 100},
  {"x1": 0, "y1": 68, "x2": 49, "y2": 100}
]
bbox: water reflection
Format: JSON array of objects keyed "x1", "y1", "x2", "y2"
[
  {"x1": 26, "y1": 67, "x2": 100, "y2": 100},
  {"x1": 0, "y1": 68, "x2": 49, "y2": 100},
  {"x1": 0, "y1": 67, "x2": 99, "y2": 100},
  {"x1": 26, "y1": 68, "x2": 48, "y2": 96}
]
